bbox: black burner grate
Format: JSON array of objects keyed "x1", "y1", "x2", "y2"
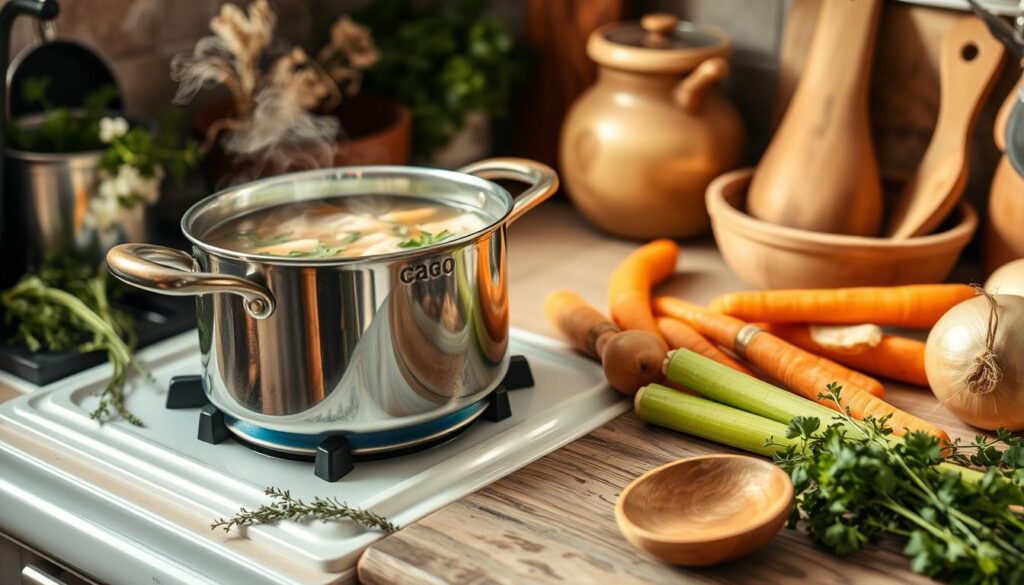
[{"x1": 166, "y1": 356, "x2": 534, "y2": 482}]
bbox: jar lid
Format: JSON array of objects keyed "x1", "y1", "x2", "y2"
[{"x1": 588, "y1": 13, "x2": 731, "y2": 74}]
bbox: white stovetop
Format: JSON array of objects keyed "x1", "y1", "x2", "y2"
[{"x1": 0, "y1": 329, "x2": 626, "y2": 585}]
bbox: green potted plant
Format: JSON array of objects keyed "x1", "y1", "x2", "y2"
[
  {"x1": 356, "y1": 0, "x2": 526, "y2": 168},
  {"x1": 172, "y1": 0, "x2": 410, "y2": 187}
]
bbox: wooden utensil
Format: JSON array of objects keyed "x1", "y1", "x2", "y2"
[
  {"x1": 615, "y1": 454, "x2": 792, "y2": 566},
  {"x1": 748, "y1": 0, "x2": 883, "y2": 236},
  {"x1": 886, "y1": 17, "x2": 1006, "y2": 239},
  {"x1": 770, "y1": 0, "x2": 821, "y2": 130}
]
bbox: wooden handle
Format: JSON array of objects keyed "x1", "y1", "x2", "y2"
[
  {"x1": 674, "y1": 57, "x2": 729, "y2": 112},
  {"x1": 887, "y1": 16, "x2": 1006, "y2": 239}
]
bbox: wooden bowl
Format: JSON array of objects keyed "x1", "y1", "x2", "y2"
[
  {"x1": 615, "y1": 454, "x2": 792, "y2": 566},
  {"x1": 707, "y1": 168, "x2": 978, "y2": 289}
]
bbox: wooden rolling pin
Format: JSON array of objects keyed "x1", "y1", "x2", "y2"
[{"x1": 748, "y1": 0, "x2": 883, "y2": 236}]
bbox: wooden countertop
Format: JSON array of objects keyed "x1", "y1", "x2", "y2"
[{"x1": 358, "y1": 201, "x2": 973, "y2": 584}]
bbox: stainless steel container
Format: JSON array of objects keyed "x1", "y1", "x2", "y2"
[
  {"x1": 7, "y1": 116, "x2": 148, "y2": 266},
  {"x1": 107, "y1": 158, "x2": 557, "y2": 436}
]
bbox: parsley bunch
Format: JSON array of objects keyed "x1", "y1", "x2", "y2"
[{"x1": 768, "y1": 384, "x2": 1024, "y2": 584}]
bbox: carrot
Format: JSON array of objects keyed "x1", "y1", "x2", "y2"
[
  {"x1": 762, "y1": 323, "x2": 928, "y2": 387},
  {"x1": 545, "y1": 290, "x2": 668, "y2": 396},
  {"x1": 608, "y1": 239, "x2": 679, "y2": 338},
  {"x1": 653, "y1": 296, "x2": 948, "y2": 441},
  {"x1": 804, "y1": 352, "x2": 886, "y2": 398},
  {"x1": 709, "y1": 284, "x2": 976, "y2": 329},
  {"x1": 656, "y1": 317, "x2": 755, "y2": 377}
]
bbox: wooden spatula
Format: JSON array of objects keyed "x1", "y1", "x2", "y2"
[{"x1": 886, "y1": 16, "x2": 1005, "y2": 239}]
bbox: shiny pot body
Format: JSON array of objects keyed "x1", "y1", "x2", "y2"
[
  {"x1": 7, "y1": 146, "x2": 148, "y2": 267},
  {"x1": 108, "y1": 159, "x2": 557, "y2": 435}
]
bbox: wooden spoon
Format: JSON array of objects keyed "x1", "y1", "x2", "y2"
[
  {"x1": 886, "y1": 16, "x2": 1006, "y2": 239},
  {"x1": 616, "y1": 454, "x2": 793, "y2": 566}
]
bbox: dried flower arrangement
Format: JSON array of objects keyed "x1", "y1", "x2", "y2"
[{"x1": 170, "y1": 0, "x2": 380, "y2": 173}]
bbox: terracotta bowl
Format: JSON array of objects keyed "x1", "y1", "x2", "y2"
[
  {"x1": 707, "y1": 168, "x2": 978, "y2": 289},
  {"x1": 616, "y1": 454, "x2": 792, "y2": 566}
]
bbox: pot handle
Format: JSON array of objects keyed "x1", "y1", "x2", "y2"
[
  {"x1": 106, "y1": 243, "x2": 275, "y2": 319},
  {"x1": 459, "y1": 157, "x2": 559, "y2": 224}
]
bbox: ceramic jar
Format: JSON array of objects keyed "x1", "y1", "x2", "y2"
[{"x1": 560, "y1": 13, "x2": 745, "y2": 240}]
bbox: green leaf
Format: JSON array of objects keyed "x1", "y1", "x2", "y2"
[{"x1": 398, "y1": 229, "x2": 453, "y2": 249}]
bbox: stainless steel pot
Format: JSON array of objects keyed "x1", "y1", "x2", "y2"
[
  {"x1": 107, "y1": 158, "x2": 557, "y2": 437},
  {"x1": 7, "y1": 114, "x2": 148, "y2": 267}
]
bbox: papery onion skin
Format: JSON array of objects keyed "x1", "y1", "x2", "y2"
[
  {"x1": 985, "y1": 259, "x2": 1024, "y2": 298},
  {"x1": 925, "y1": 294, "x2": 1024, "y2": 430}
]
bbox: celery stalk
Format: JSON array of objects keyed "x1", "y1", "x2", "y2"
[
  {"x1": 664, "y1": 349, "x2": 854, "y2": 431},
  {"x1": 634, "y1": 384, "x2": 800, "y2": 456}
]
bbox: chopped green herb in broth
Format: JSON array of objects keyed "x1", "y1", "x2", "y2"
[
  {"x1": 398, "y1": 229, "x2": 453, "y2": 249},
  {"x1": 205, "y1": 195, "x2": 487, "y2": 260}
]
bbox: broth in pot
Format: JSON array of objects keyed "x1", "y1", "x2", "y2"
[{"x1": 206, "y1": 195, "x2": 489, "y2": 259}]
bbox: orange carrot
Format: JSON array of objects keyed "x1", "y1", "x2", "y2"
[
  {"x1": 545, "y1": 290, "x2": 668, "y2": 396},
  {"x1": 608, "y1": 239, "x2": 679, "y2": 338},
  {"x1": 653, "y1": 296, "x2": 948, "y2": 441},
  {"x1": 656, "y1": 317, "x2": 755, "y2": 377},
  {"x1": 802, "y1": 351, "x2": 886, "y2": 398},
  {"x1": 762, "y1": 323, "x2": 928, "y2": 387},
  {"x1": 709, "y1": 284, "x2": 976, "y2": 328}
]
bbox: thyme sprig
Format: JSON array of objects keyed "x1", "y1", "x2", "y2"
[
  {"x1": 211, "y1": 487, "x2": 399, "y2": 533},
  {"x1": 766, "y1": 383, "x2": 1024, "y2": 583}
]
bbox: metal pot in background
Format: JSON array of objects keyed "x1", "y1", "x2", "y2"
[
  {"x1": 7, "y1": 114, "x2": 149, "y2": 268},
  {"x1": 107, "y1": 158, "x2": 558, "y2": 446}
]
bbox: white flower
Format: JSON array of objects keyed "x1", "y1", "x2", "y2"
[
  {"x1": 85, "y1": 192, "x2": 123, "y2": 232},
  {"x1": 113, "y1": 165, "x2": 142, "y2": 197},
  {"x1": 99, "y1": 116, "x2": 129, "y2": 143},
  {"x1": 136, "y1": 165, "x2": 164, "y2": 205}
]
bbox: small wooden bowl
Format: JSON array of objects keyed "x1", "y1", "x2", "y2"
[
  {"x1": 707, "y1": 168, "x2": 978, "y2": 289},
  {"x1": 616, "y1": 454, "x2": 792, "y2": 566}
]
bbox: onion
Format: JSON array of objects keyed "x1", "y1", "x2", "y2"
[
  {"x1": 925, "y1": 290, "x2": 1024, "y2": 430},
  {"x1": 985, "y1": 258, "x2": 1024, "y2": 298}
]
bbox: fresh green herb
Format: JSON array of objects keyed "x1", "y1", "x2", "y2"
[
  {"x1": 282, "y1": 242, "x2": 345, "y2": 258},
  {"x1": 341, "y1": 232, "x2": 362, "y2": 244},
  {"x1": 7, "y1": 79, "x2": 120, "y2": 152},
  {"x1": 1, "y1": 260, "x2": 144, "y2": 426},
  {"x1": 211, "y1": 487, "x2": 399, "y2": 533},
  {"x1": 100, "y1": 122, "x2": 200, "y2": 184},
  {"x1": 355, "y1": 0, "x2": 526, "y2": 157},
  {"x1": 398, "y1": 229, "x2": 452, "y2": 249},
  {"x1": 767, "y1": 383, "x2": 1024, "y2": 584}
]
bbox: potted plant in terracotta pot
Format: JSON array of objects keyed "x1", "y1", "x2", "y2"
[
  {"x1": 355, "y1": 0, "x2": 525, "y2": 168},
  {"x1": 171, "y1": 0, "x2": 410, "y2": 187}
]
